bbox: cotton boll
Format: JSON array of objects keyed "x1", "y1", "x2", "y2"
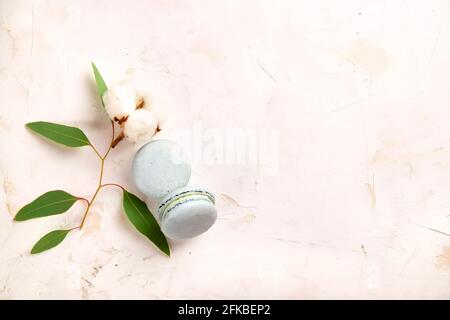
[
  {"x1": 131, "y1": 75, "x2": 169, "y2": 125},
  {"x1": 123, "y1": 109, "x2": 158, "y2": 142},
  {"x1": 139, "y1": 92, "x2": 168, "y2": 125},
  {"x1": 102, "y1": 82, "x2": 136, "y2": 121}
]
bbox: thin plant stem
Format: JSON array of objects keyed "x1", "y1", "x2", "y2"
[
  {"x1": 79, "y1": 159, "x2": 104, "y2": 229},
  {"x1": 102, "y1": 121, "x2": 115, "y2": 160},
  {"x1": 90, "y1": 144, "x2": 102, "y2": 159},
  {"x1": 77, "y1": 197, "x2": 90, "y2": 205},
  {"x1": 78, "y1": 121, "x2": 118, "y2": 230},
  {"x1": 100, "y1": 183, "x2": 126, "y2": 191}
]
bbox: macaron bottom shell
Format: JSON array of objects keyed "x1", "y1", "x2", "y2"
[{"x1": 161, "y1": 197, "x2": 217, "y2": 240}]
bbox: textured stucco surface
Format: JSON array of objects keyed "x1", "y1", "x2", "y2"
[{"x1": 0, "y1": 0, "x2": 449, "y2": 299}]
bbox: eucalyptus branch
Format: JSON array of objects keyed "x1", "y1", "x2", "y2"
[{"x1": 79, "y1": 121, "x2": 115, "y2": 229}]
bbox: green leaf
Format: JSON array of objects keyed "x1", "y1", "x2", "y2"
[
  {"x1": 15, "y1": 190, "x2": 79, "y2": 221},
  {"x1": 31, "y1": 229, "x2": 71, "y2": 254},
  {"x1": 26, "y1": 121, "x2": 91, "y2": 147},
  {"x1": 123, "y1": 190, "x2": 170, "y2": 256},
  {"x1": 91, "y1": 62, "x2": 108, "y2": 99}
]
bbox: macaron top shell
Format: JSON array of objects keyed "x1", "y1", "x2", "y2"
[
  {"x1": 132, "y1": 140, "x2": 191, "y2": 199},
  {"x1": 158, "y1": 186, "x2": 217, "y2": 240}
]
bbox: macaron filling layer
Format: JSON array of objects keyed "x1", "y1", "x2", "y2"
[{"x1": 158, "y1": 190, "x2": 215, "y2": 222}]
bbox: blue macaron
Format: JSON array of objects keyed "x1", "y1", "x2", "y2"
[
  {"x1": 132, "y1": 139, "x2": 191, "y2": 199},
  {"x1": 157, "y1": 186, "x2": 217, "y2": 240},
  {"x1": 132, "y1": 139, "x2": 217, "y2": 239}
]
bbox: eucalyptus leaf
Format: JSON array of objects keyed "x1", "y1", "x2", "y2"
[
  {"x1": 15, "y1": 190, "x2": 79, "y2": 221},
  {"x1": 91, "y1": 62, "x2": 108, "y2": 99},
  {"x1": 26, "y1": 121, "x2": 91, "y2": 147},
  {"x1": 123, "y1": 190, "x2": 170, "y2": 256},
  {"x1": 31, "y1": 229, "x2": 71, "y2": 254}
]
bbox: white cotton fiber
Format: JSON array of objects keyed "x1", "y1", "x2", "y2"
[
  {"x1": 123, "y1": 109, "x2": 158, "y2": 142},
  {"x1": 102, "y1": 81, "x2": 136, "y2": 121}
]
